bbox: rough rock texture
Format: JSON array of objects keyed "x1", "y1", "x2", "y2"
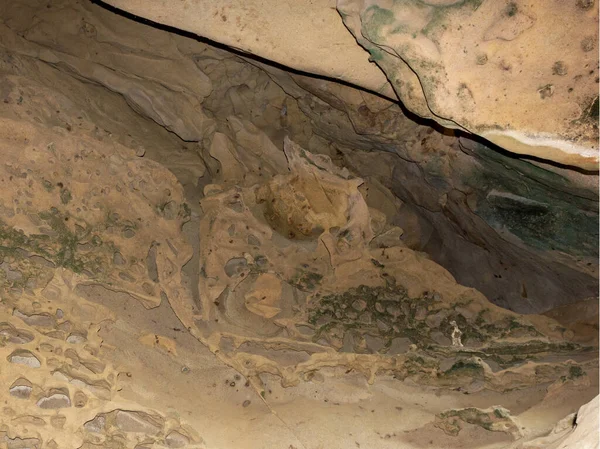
[
  {"x1": 0, "y1": 118, "x2": 192, "y2": 310},
  {"x1": 0, "y1": 0, "x2": 597, "y2": 448},
  {"x1": 3, "y1": 0, "x2": 595, "y2": 315},
  {"x1": 104, "y1": 0, "x2": 599, "y2": 169},
  {"x1": 0, "y1": 273, "x2": 206, "y2": 448},
  {"x1": 262, "y1": 66, "x2": 598, "y2": 314},
  {"x1": 188, "y1": 135, "x2": 596, "y2": 391}
]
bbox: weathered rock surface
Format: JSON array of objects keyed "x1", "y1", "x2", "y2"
[
  {"x1": 523, "y1": 395, "x2": 599, "y2": 449},
  {"x1": 103, "y1": 0, "x2": 598, "y2": 168},
  {"x1": 338, "y1": 0, "x2": 599, "y2": 169},
  {"x1": 0, "y1": 1, "x2": 597, "y2": 448},
  {"x1": 99, "y1": 0, "x2": 395, "y2": 100},
  {"x1": 2, "y1": 0, "x2": 596, "y2": 314},
  {"x1": 187, "y1": 135, "x2": 597, "y2": 393}
]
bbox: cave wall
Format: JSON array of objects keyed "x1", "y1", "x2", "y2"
[
  {"x1": 0, "y1": 0, "x2": 597, "y2": 315},
  {"x1": 250, "y1": 65, "x2": 599, "y2": 313},
  {"x1": 0, "y1": 2, "x2": 599, "y2": 448}
]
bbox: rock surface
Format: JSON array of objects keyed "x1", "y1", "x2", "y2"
[
  {"x1": 338, "y1": 0, "x2": 599, "y2": 169},
  {"x1": 0, "y1": 0, "x2": 597, "y2": 448},
  {"x1": 99, "y1": 0, "x2": 395, "y2": 100},
  {"x1": 523, "y1": 395, "x2": 599, "y2": 449},
  {"x1": 103, "y1": 0, "x2": 599, "y2": 168},
  {"x1": 2, "y1": 0, "x2": 596, "y2": 315}
]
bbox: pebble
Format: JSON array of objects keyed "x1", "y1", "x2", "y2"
[
  {"x1": 165, "y1": 430, "x2": 190, "y2": 448},
  {"x1": 13, "y1": 309, "x2": 55, "y2": 327},
  {"x1": 8, "y1": 350, "x2": 41, "y2": 368},
  {"x1": 352, "y1": 299, "x2": 367, "y2": 312},
  {"x1": 9, "y1": 383, "x2": 33, "y2": 399},
  {"x1": 0, "y1": 323, "x2": 35, "y2": 344},
  {"x1": 50, "y1": 415, "x2": 67, "y2": 429},
  {"x1": 74, "y1": 390, "x2": 88, "y2": 408},
  {"x1": 37, "y1": 391, "x2": 71, "y2": 409},
  {"x1": 66, "y1": 332, "x2": 87, "y2": 344},
  {"x1": 83, "y1": 415, "x2": 106, "y2": 433}
]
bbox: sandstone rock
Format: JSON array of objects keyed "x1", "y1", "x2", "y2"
[
  {"x1": 103, "y1": 0, "x2": 394, "y2": 102},
  {"x1": 337, "y1": 1, "x2": 599, "y2": 169}
]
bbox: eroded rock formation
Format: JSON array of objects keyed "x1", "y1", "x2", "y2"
[
  {"x1": 0, "y1": 0, "x2": 597, "y2": 448},
  {"x1": 105, "y1": 0, "x2": 599, "y2": 169}
]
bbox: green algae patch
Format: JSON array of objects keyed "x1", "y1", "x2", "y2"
[
  {"x1": 38, "y1": 209, "x2": 85, "y2": 273},
  {"x1": 435, "y1": 406, "x2": 517, "y2": 436},
  {"x1": 464, "y1": 140, "x2": 599, "y2": 258},
  {"x1": 307, "y1": 283, "x2": 439, "y2": 350},
  {"x1": 290, "y1": 269, "x2": 323, "y2": 292},
  {"x1": 0, "y1": 209, "x2": 116, "y2": 278},
  {"x1": 368, "y1": 47, "x2": 385, "y2": 62},
  {"x1": 362, "y1": 5, "x2": 395, "y2": 41},
  {"x1": 441, "y1": 359, "x2": 485, "y2": 380}
]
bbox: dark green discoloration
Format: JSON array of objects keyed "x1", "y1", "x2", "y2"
[
  {"x1": 181, "y1": 202, "x2": 192, "y2": 221},
  {"x1": 442, "y1": 359, "x2": 484, "y2": 379},
  {"x1": 307, "y1": 283, "x2": 434, "y2": 349},
  {"x1": 42, "y1": 179, "x2": 54, "y2": 192},
  {"x1": 38, "y1": 209, "x2": 85, "y2": 272},
  {"x1": 362, "y1": 5, "x2": 395, "y2": 41},
  {"x1": 305, "y1": 281, "x2": 576, "y2": 369},
  {"x1": 464, "y1": 141, "x2": 599, "y2": 258},
  {"x1": 505, "y1": 2, "x2": 518, "y2": 17},
  {"x1": 436, "y1": 406, "x2": 513, "y2": 436},
  {"x1": 569, "y1": 365, "x2": 584, "y2": 379},
  {"x1": 60, "y1": 188, "x2": 72, "y2": 205},
  {"x1": 0, "y1": 207, "x2": 134, "y2": 277},
  {"x1": 290, "y1": 269, "x2": 323, "y2": 292},
  {"x1": 391, "y1": 24, "x2": 408, "y2": 35},
  {"x1": 368, "y1": 47, "x2": 385, "y2": 62},
  {"x1": 422, "y1": 0, "x2": 484, "y2": 38}
]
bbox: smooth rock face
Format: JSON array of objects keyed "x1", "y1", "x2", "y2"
[
  {"x1": 524, "y1": 395, "x2": 600, "y2": 449},
  {"x1": 568, "y1": 395, "x2": 599, "y2": 449},
  {"x1": 101, "y1": 0, "x2": 395, "y2": 100}
]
